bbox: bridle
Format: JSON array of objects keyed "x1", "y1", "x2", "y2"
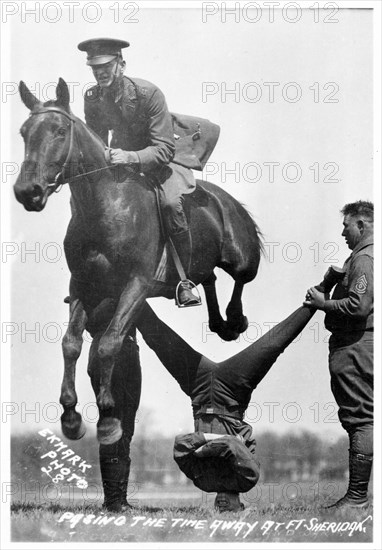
[
  {"x1": 30, "y1": 107, "x2": 77, "y2": 193},
  {"x1": 30, "y1": 106, "x2": 113, "y2": 193}
]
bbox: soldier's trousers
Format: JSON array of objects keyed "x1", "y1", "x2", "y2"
[
  {"x1": 137, "y1": 303, "x2": 316, "y2": 403},
  {"x1": 87, "y1": 334, "x2": 142, "y2": 465},
  {"x1": 159, "y1": 163, "x2": 196, "y2": 234},
  {"x1": 329, "y1": 330, "x2": 373, "y2": 455}
]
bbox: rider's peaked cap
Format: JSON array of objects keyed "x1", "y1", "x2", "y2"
[{"x1": 77, "y1": 38, "x2": 130, "y2": 66}]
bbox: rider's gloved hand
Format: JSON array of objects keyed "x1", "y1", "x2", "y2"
[{"x1": 105, "y1": 148, "x2": 140, "y2": 166}]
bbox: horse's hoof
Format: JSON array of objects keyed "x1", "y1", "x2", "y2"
[
  {"x1": 209, "y1": 322, "x2": 223, "y2": 334},
  {"x1": 227, "y1": 315, "x2": 248, "y2": 334},
  {"x1": 61, "y1": 410, "x2": 86, "y2": 440},
  {"x1": 97, "y1": 417, "x2": 122, "y2": 445},
  {"x1": 219, "y1": 328, "x2": 240, "y2": 342},
  {"x1": 209, "y1": 321, "x2": 240, "y2": 342}
]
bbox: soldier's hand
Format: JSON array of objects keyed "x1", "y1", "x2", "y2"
[
  {"x1": 303, "y1": 287, "x2": 327, "y2": 309},
  {"x1": 304, "y1": 284, "x2": 324, "y2": 301},
  {"x1": 108, "y1": 148, "x2": 139, "y2": 166}
]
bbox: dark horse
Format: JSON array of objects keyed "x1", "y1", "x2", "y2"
[{"x1": 14, "y1": 78, "x2": 262, "y2": 444}]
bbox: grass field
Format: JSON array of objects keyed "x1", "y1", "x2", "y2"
[{"x1": 10, "y1": 482, "x2": 374, "y2": 543}]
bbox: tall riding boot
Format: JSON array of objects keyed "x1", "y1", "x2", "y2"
[
  {"x1": 100, "y1": 456, "x2": 131, "y2": 513},
  {"x1": 325, "y1": 451, "x2": 373, "y2": 509},
  {"x1": 170, "y1": 230, "x2": 201, "y2": 307}
]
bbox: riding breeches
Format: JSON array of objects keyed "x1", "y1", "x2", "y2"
[
  {"x1": 158, "y1": 163, "x2": 196, "y2": 235},
  {"x1": 328, "y1": 331, "x2": 373, "y2": 433},
  {"x1": 137, "y1": 303, "x2": 316, "y2": 412},
  {"x1": 87, "y1": 332, "x2": 142, "y2": 462}
]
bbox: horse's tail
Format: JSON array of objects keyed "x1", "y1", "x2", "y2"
[{"x1": 239, "y1": 201, "x2": 266, "y2": 258}]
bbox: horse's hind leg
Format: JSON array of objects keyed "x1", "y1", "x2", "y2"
[
  {"x1": 203, "y1": 272, "x2": 241, "y2": 341},
  {"x1": 226, "y1": 281, "x2": 249, "y2": 334},
  {"x1": 60, "y1": 298, "x2": 87, "y2": 440}
]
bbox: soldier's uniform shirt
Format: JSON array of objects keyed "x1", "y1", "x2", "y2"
[
  {"x1": 84, "y1": 76, "x2": 175, "y2": 174},
  {"x1": 323, "y1": 236, "x2": 373, "y2": 430},
  {"x1": 84, "y1": 76, "x2": 220, "y2": 233},
  {"x1": 324, "y1": 236, "x2": 373, "y2": 333},
  {"x1": 84, "y1": 76, "x2": 220, "y2": 175},
  {"x1": 174, "y1": 431, "x2": 259, "y2": 493}
]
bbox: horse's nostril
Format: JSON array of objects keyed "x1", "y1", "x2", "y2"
[{"x1": 32, "y1": 183, "x2": 43, "y2": 197}]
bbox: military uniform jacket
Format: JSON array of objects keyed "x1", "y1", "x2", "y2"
[
  {"x1": 173, "y1": 431, "x2": 259, "y2": 493},
  {"x1": 84, "y1": 76, "x2": 220, "y2": 173},
  {"x1": 324, "y1": 236, "x2": 373, "y2": 333}
]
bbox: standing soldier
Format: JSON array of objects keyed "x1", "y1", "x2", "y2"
[
  {"x1": 304, "y1": 200, "x2": 374, "y2": 510},
  {"x1": 77, "y1": 37, "x2": 220, "y2": 307}
]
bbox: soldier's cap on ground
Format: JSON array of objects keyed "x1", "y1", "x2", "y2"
[{"x1": 78, "y1": 38, "x2": 130, "y2": 66}]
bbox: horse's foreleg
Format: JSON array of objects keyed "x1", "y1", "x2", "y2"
[
  {"x1": 96, "y1": 276, "x2": 148, "y2": 445},
  {"x1": 60, "y1": 298, "x2": 87, "y2": 439},
  {"x1": 226, "y1": 281, "x2": 249, "y2": 334},
  {"x1": 202, "y1": 272, "x2": 240, "y2": 342}
]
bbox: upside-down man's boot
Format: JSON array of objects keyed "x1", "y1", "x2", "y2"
[
  {"x1": 324, "y1": 451, "x2": 373, "y2": 510},
  {"x1": 100, "y1": 456, "x2": 132, "y2": 513},
  {"x1": 170, "y1": 230, "x2": 201, "y2": 307}
]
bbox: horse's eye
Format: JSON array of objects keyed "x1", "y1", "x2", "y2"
[{"x1": 57, "y1": 127, "x2": 67, "y2": 137}]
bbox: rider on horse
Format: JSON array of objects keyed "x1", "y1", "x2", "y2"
[{"x1": 78, "y1": 37, "x2": 220, "y2": 307}]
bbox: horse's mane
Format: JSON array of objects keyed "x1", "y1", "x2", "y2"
[{"x1": 80, "y1": 118, "x2": 108, "y2": 150}]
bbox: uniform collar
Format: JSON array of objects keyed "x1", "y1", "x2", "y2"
[
  {"x1": 120, "y1": 76, "x2": 138, "y2": 106},
  {"x1": 99, "y1": 76, "x2": 136, "y2": 104},
  {"x1": 352, "y1": 235, "x2": 373, "y2": 255}
]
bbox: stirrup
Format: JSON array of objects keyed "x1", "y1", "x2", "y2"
[{"x1": 175, "y1": 280, "x2": 202, "y2": 308}]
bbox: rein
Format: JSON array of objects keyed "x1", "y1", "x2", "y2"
[{"x1": 31, "y1": 107, "x2": 112, "y2": 193}]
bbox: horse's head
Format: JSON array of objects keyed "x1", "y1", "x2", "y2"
[{"x1": 14, "y1": 78, "x2": 77, "y2": 211}]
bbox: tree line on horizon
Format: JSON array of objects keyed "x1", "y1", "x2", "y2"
[{"x1": 11, "y1": 429, "x2": 349, "y2": 495}]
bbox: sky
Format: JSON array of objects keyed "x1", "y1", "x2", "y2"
[{"x1": 1, "y1": 3, "x2": 378, "y2": 446}]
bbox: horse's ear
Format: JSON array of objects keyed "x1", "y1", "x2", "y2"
[
  {"x1": 19, "y1": 81, "x2": 41, "y2": 111},
  {"x1": 56, "y1": 78, "x2": 70, "y2": 110}
]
